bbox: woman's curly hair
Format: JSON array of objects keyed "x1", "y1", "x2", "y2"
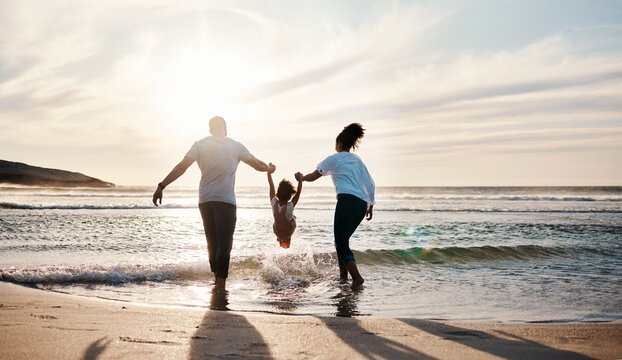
[{"x1": 336, "y1": 123, "x2": 365, "y2": 151}]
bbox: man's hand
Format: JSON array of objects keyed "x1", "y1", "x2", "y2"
[
  {"x1": 153, "y1": 187, "x2": 163, "y2": 206},
  {"x1": 295, "y1": 172, "x2": 303, "y2": 182},
  {"x1": 365, "y1": 205, "x2": 373, "y2": 221},
  {"x1": 152, "y1": 157, "x2": 194, "y2": 207},
  {"x1": 268, "y1": 163, "x2": 276, "y2": 174}
]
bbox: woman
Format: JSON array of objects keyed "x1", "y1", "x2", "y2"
[{"x1": 296, "y1": 123, "x2": 375, "y2": 289}]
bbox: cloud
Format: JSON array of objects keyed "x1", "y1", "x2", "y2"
[
  {"x1": 391, "y1": 69, "x2": 622, "y2": 113},
  {"x1": 0, "y1": 90, "x2": 84, "y2": 113},
  {"x1": 236, "y1": 56, "x2": 366, "y2": 103},
  {"x1": 283, "y1": 30, "x2": 620, "y2": 137},
  {"x1": 1, "y1": 1, "x2": 621, "y2": 185}
]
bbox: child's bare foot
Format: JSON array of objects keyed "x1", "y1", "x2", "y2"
[{"x1": 351, "y1": 276, "x2": 364, "y2": 290}]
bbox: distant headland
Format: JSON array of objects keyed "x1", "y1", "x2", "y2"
[{"x1": 0, "y1": 160, "x2": 114, "y2": 188}]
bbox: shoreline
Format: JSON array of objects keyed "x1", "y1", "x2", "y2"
[
  {"x1": 1, "y1": 282, "x2": 620, "y2": 359},
  {"x1": 12, "y1": 283, "x2": 622, "y2": 324}
]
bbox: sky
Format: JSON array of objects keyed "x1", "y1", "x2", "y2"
[{"x1": 1, "y1": 0, "x2": 621, "y2": 186}]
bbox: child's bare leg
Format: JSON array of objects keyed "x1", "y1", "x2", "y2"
[
  {"x1": 339, "y1": 265, "x2": 348, "y2": 283},
  {"x1": 345, "y1": 260, "x2": 364, "y2": 289}
]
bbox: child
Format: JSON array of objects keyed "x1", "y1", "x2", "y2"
[{"x1": 267, "y1": 163, "x2": 302, "y2": 248}]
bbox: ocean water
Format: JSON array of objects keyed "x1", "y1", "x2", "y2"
[{"x1": 1, "y1": 185, "x2": 621, "y2": 322}]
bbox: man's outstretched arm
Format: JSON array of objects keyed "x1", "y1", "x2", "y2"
[
  {"x1": 152, "y1": 157, "x2": 195, "y2": 206},
  {"x1": 244, "y1": 156, "x2": 274, "y2": 173},
  {"x1": 267, "y1": 163, "x2": 276, "y2": 200}
]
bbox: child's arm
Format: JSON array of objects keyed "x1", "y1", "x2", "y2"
[
  {"x1": 291, "y1": 179, "x2": 303, "y2": 207},
  {"x1": 267, "y1": 163, "x2": 276, "y2": 200}
]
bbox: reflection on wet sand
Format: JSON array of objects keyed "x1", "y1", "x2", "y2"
[
  {"x1": 333, "y1": 286, "x2": 361, "y2": 317},
  {"x1": 190, "y1": 290, "x2": 271, "y2": 359},
  {"x1": 209, "y1": 288, "x2": 230, "y2": 311}
]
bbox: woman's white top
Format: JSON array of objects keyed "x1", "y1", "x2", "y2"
[{"x1": 317, "y1": 152, "x2": 375, "y2": 205}]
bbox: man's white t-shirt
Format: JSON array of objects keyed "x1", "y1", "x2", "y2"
[
  {"x1": 316, "y1": 152, "x2": 375, "y2": 205},
  {"x1": 185, "y1": 136, "x2": 253, "y2": 205}
]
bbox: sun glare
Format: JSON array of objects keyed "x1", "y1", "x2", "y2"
[{"x1": 154, "y1": 46, "x2": 255, "y2": 136}]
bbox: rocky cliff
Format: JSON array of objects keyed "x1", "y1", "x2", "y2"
[{"x1": 0, "y1": 160, "x2": 114, "y2": 187}]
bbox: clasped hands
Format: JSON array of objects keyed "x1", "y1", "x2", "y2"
[{"x1": 268, "y1": 163, "x2": 303, "y2": 183}]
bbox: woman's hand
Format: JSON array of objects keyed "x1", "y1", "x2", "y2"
[
  {"x1": 152, "y1": 187, "x2": 163, "y2": 206},
  {"x1": 296, "y1": 170, "x2": 321, "y2": 182},
  {"x1": 366, "y1": 205, "x2": 373, "y2": 221}
]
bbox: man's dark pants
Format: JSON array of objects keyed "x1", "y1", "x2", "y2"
[{"x1": 199, "y1": 201, "x2": 237, "y2": 278}]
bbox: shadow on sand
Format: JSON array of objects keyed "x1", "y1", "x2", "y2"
[
  {"x1": 398, "y1": 318, "x2": 595, "y2": 360},
  {"x1": 320, "y1": 288, "x2": 436, "y2": 359},
  {"x1": 188, "y1": 290, "x2": 272, "y2": 360},
  {"x1": 82, "y1": 337, "x2": 111, "y2": 360},
  {"x1": 319, "y1": 315, "x2": 437, "y2": 360},
  {"x1": 188, "y1": 287, "x2": 594, "y2": 359},
  {"x1": 320, "y1": 289, "x2": 594, "y2": 359}
]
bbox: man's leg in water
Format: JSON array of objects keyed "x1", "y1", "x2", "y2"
[
  {"x1": 199, "y1": 202, "x2": 236, "y2": 291},
  {"x1": 212, "y1": 202, "x2": 237, "y2": 291},
  {"x1": 199, "y1": 202, "x2": 218, "y2": 274}
]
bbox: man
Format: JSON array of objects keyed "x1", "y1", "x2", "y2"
[{"x1": 152, "y1": 116, "x2": 274, "y2": 291}]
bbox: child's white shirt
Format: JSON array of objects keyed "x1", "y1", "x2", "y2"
[{"x1": 271, "y1": 197, "x2": 294, "y2": 221}]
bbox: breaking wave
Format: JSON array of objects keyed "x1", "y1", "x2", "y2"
[{"x1": 0, "y1": 245, "x2": 607, "y2": 285}]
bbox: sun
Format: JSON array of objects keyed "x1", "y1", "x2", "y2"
[{"x1": 153, "y1": 46, "x2": 256, "y2": 136}]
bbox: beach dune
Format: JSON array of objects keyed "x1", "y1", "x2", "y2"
[{"x1": 0, "y1": 283, "x2": 620, "y2": 359}]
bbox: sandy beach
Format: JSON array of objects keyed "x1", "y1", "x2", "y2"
[{"x1": 0, "y1": 282, "x2": 620, "y2": 359}]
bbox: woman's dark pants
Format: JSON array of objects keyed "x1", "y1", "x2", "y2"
[{"x1": 334, "y1": 194, "x2": 367, "y2": 265}]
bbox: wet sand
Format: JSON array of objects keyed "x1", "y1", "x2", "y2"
[{"x1": 0, "y1": 282, "x2": 620, "y2": 359}]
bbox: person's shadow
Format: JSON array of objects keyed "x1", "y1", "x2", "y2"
[
  {"x1": 399, "y1": 318, "x2": 595, "y2": 360},
  {"x1": 321, "y1": 288, "x2": 594, "y2": 359},
  {"x1": 188, "y1": 289, "x2": 272, "y2": 359},
  {"x1": 82, "y1": 337, "x2": 111, "y2": 360},
  {"x1": 319, "y1": 288, "x2": 436, "y2": 359},
  {"x1": 318, "y1": 315, "x2": 437, "y2": 360}
]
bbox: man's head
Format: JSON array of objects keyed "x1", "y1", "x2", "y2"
[{"x1": 209, "y1": 116, "x2": 227, "y2": 136}]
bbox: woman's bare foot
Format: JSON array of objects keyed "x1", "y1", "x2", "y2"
[
  {"x1": 345, "y1": 260, "x2": 364, "y2": 290},
  {"x1": 351, "y1": 276, "x2": 364, "y2": 290},
  {"x1": 339, "y1": 265, "x2": 348, "y2": 283}
]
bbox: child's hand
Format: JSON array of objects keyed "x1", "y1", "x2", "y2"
[
  {"x1": 295, "y1": 172, "x2": 303, "y2": 181},
  {"x1": 268, "y1": 163, "x2": 276, "y2": 174}
]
